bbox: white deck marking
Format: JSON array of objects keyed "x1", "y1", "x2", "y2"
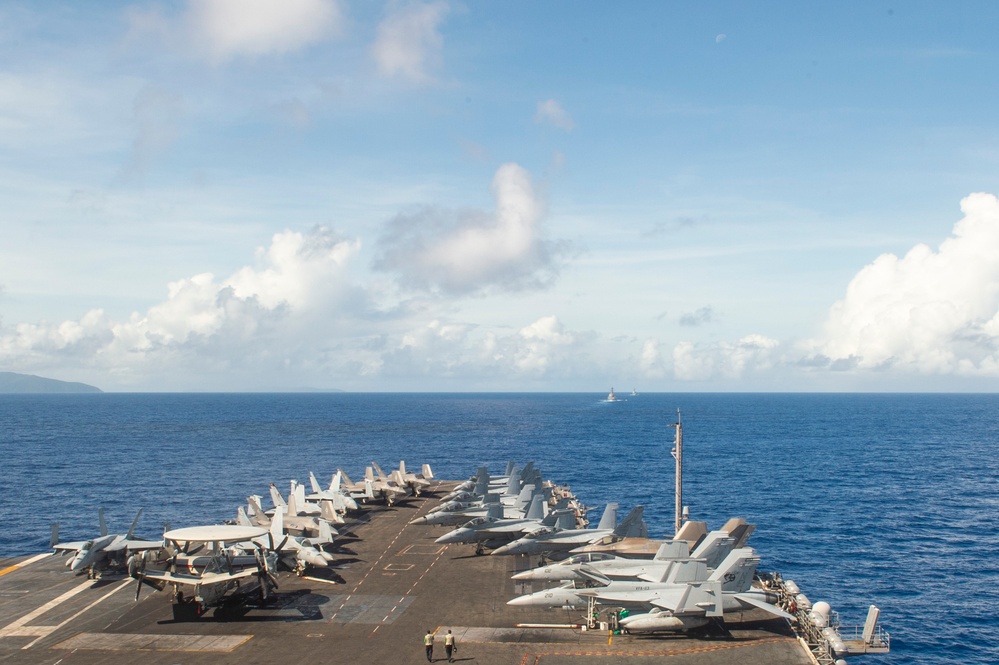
[
  {"x1": 0, "y1": 553, "x2": 52, "y2": 577},
  {"x1": 0, "y1": 577, "x2": 133, "y2": 650}
]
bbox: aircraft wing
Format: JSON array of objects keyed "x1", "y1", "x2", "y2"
[
  {"x1": 124, "y1": 539, "x2": 166, "y2": 551},
  {"x1": 140, "y1": 567, "x2": 260, "y2": 586},
  {"x1": 51, "y1": 541, "x2": 88, "y2": 553},
  {"x1": 734, "y1": 592, "x2": 796, "y2": 619},
  {"x1": 577, "y1": 587, "x2": 662, "y2": 605}
]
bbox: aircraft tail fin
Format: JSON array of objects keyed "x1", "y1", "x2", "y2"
[
  {"x1": 486, "y1": 503, "x2": 504, "y2": 520},
  {"x1": 708, "y1": 548, "x2": 759, "y2": 593},
  {"x1": 247, "y1": 496, "x2": 271, "y2": 526},
  {"x1": 364, "y1": 478, "x2": 374, "y2": 499},
  {"x1": 319, "y1": 500, "x2": 343, "y2": 524},
  {"x1": 555, "y1": 510, "x2": 576, "y2": 530},
  {"x1": 473, "y1": 478, "x2": 489, "y2": 496},
  {"x1": 390, "y1": 469, "x2": 407, "y2": 488},
  {"x1": 364, "y1": 466, "x2": 375, "y2": 482},
  {"x1": 674, "y1": 520, "x2": 708, "y2": 546},
  {"x1": 270, "y1": 506, "x2": 284, "y2": 546},
  {"x1": 318, "y1": 518, "x2": 335, "y2": 544},
  {"x1": 127, "y1": 508, "x2": 143, "y2": 539},
  {"x1": 653, "y1": 540, "x2": 690, "y2": 561},
  {"x1": 293, "y1": 481, "x2": 307, "y2": 513},
  {"x1": 338, "y1": 468, "x2": 355, "y2": 487},
  {"x1": 287, "y1": 485, "x2": 300, "y2": 517},
  {"x1": 525, "y1": 494, "x2": 545, "y2": 521},
  {"x1": 666, "y1": 559, "x2": 708, "y2": 584},
  {"x1": 514, "y1": 486, "x2": 534, "y2": 512},
  {"x1": 504, "y1": 460, "x2": 516, "y2": 476},
  {"x1": 596, "y1": 503, "x2": 619, "y2": 532},
  {"x1": 421, "y1": 463, "x2": 433, "y2": 479},
  {"x1": 269, "y1": 483, "x2": 287, "y2": 509},
  {"x1": 331, "y1": 471, "x2": 342, "y2": 493},
  {"x1": 99, "y1": 507, "x2": 108, "y2": 537},
  {"x1": 236, "y1": 506, "x2": 253, "y2": 527},
  {"x1": 505, "y1": 471, "x2": 521, "y2": 496},
  {"x1": 613, "y1": 505, "x2": 645, "y2": 537},
  {"x1": 50, "y1": 523, "x2": 59, "y2": 548},
  {"x1": 309, "y1": 472, "x2": 323, "y2": 494},
  {"x1": 692, "y1": 532, "x2": 736, "y2": 571},
  {"x1": 371, "y1": 462, "x2": 387, "y2": 480},
  {"x1": 399, "y1": 460, "x2": 407, "y2": 475}
]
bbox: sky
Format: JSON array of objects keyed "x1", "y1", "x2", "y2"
[{"x1": 3, "y1": 1, "x2": 999, "y2": 392}]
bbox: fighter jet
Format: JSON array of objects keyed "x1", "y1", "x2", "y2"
[
  {"x1": 306, "y1": 471, "x2": 359, "y2": 513},
  {"x1": 511, "y1": 530, "x2": 736, "y2": 583},
  {"x1": 245, "y1": 493, "x2": 341, "y2": 537},
  {"x1": 50, "y1": 508, "x2": 163, "y2": 579},
  {"x1": 361, "y1": 465, "x2": 410, "y2": 505},
  {"x1": 236, "y1": 507, "x2": 336, "y2": 576},
  {"x1": 490, "y1": 503, "x2": 646, "y2": 557},
  {"x1": 336, "y1": 468, "x2": 378, "y2": 503},
  {"x1": 507, "y1": 547, "x2": 793, "y2": 632},
  {"x1": 411, "y1": 484, "x2": 538, "y2": 526},
  {"x1": 431, "y1": 495, "x2": 567, "y2": 552},
  {"x1": 393, "y1": 461, "x2": 435, "y2": 496},
  {"x1": 130, "y1": 524, "x2": 279, "y2": 621}
]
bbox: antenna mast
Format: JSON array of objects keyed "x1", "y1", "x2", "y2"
[{"x1": 669, "y1": 409, "x2": 683, "y2": 536}]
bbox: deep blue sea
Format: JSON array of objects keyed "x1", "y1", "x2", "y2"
[{"x1": 1, "y1": 392, "x2": 997, "y2": 663}]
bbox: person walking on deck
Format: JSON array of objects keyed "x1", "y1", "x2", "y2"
[
  {"x1": 444, "y1": 629, "x2": 457, "y2": 662},
  {"x1": 424, "y1": 629, "x2": 434, "y2": 662}
]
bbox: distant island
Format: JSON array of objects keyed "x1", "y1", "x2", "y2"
[{"x1": 0, "y1": 372, "x2": 102, "y2": 394}]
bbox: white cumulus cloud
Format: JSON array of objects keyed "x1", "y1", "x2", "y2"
[
  {"x1": 371, "y1": 1, "x2": 449, "y2": 83},
  {"x1": 0, "y1": 227, "x2": 363, "y2": 385},
  {"x1": 809, "y1": 192, "x2": 999, "y2": 376},
  {"x1": 534, "y1": 99, "x2": 575, "y2": 131},
  {"x1": 672, "y1": 335, "x2": 780, "y2": 381},
  {"x1": 124, "y1": 0, "x2": 344, "y2": 62},
  {"x1": 374, "y1": 163, "x2": 568, "y2": 295}
]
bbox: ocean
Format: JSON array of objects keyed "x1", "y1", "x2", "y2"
[{"x1": 1, "y1": 392, "x2": 996, "y2": 663}]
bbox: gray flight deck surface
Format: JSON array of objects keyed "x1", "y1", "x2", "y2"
[{"x1": 0, "y1": 481, "x2": 813, "y2": 665}]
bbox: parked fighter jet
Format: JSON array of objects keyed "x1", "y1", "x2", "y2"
[
  {"x1": 130, "y1": 524, "x2": 279, "y2": 621},
  {"x1": 431, "y1": 495, "x2": 566, "y2": 553},
  {"x1": 50, "y1": 508, "x2": 163, "y2": 579},
  {"x1": 307, "y1": 471, "x2": 360, "y2": 513},
  {"x1": 393, "y1": 461, "x2": 435, "y2": 496},
  {"x1": 411, "y1": 484, "x2": 538, "y2": 526},
  {"x1": 490, "y1": 504, "x2": 647, "y2": 557},
  {"x1": 245, "y1": 494, "x2": 340, "y2": 537},
  {"x1": 336, "y1": 468, "x2": 378, "y2": 503},
  {"x1": 507, "y1": 547, "x2": 792, "y2": 632},
  {"x1": 511, "y1": 530, "x2": 735, "y2": 583},
  {"x1": 236, "y1": 507, "x2": 335, "y2": 576},
  {"x1": 357, "y1": 465, "x2": 409, "y2": 505}
]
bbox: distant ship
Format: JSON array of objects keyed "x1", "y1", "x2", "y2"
[
  {"x1": 607, "y1": 387, "x2": 617, "y2": 401},
  {"x1": 631, "y1": 389, "x2": 637, "y2": 396}
]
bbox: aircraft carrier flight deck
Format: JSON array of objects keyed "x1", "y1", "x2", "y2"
[{"x1": 1, "y1": 480, "x2": 817, "y2": 665}]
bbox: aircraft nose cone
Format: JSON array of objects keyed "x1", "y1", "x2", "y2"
[
  {"x1": 491, "y1": 542, "x2": 518, "y2": 555},
  {"x1": 506, "y1": 594, "x2": 538, "y2": 607},
  {"x1": 409, "y1": 516, "x2": 428, "y2": 526},
  {"x1": 510, "y1": 570, "x2": 534, "y2": 581}
]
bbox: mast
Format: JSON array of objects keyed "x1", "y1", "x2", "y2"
[{"x1": 669, "y1": 409, "x2": 682, "y2": 536}]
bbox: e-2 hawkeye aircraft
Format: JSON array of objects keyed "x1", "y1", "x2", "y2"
[{"x1": 130, "y1": 524, "x2": 279, "y2": 621}]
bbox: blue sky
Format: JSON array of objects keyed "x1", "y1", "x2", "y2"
[{"x1": 3, "y1": 1, "x2": 999, "y2": 391}]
